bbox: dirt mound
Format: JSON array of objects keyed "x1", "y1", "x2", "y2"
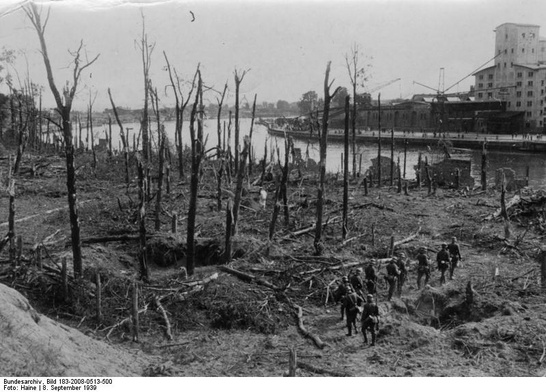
[{"x1": 0, "y1": 283, "x2": 148, "y2": 377}]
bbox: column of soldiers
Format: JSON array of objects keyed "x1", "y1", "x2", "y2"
[{"x1": 334, "y1": 237, "x2": 463, "y2": 344}]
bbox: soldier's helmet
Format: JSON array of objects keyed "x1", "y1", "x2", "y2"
[
  {"x1": 346, "y1": 286, "x2": 354, "y2": 293},
  {"x1": 441, "y1": 243, "x2": 447, "y2": 248},
  {"x1": 342, "y1": 276, "x2": 349, "y2": 282},
  {"x1": 366, "y1": 294, "x2": 374, "y2": 301},
  {"x1": 356, "y1": 268, "x2": 363, "y2": 274},
  {"x1": 419, "y1": 247, "x2": 426, "y2": 253}
]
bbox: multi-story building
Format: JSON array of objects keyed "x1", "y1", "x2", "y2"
[{"x1": 474, "y1": 23, "x2": 546, "y2": 132}]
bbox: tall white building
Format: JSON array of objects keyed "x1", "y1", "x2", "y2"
[{"x1": 474, "y1": 23, "x2": 546, "y2": 132}]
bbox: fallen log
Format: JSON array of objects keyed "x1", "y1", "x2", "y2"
[
  {"x1": 393, "y1": 227, "x2": 421, "y2": 247},
  {"x1": 294, "y1": 305, "x2": 325, "y2": 349},
  {"x1": 281, "y1": 216, "x2": 341, "y2": 240},
  {"x1": 218, "y1": 265, "x2": 282, "y2": 290},
  {"x1": 297, "y1": 361, "x2": 350, "y2": 377},
  {"x1": 104, "y1": 303, "x2": 149, "y2": 340}
]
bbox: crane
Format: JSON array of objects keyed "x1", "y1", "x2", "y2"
[{"x1": 365, "y1": 78, "x2": 401, "y2": 95}]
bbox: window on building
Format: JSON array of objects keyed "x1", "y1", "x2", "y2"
[
  {"x1": 517, "y1": 81, "x2": 522, "y2": 87},
  {"x1": 527, "y1": 101, "x2": 533, "y2": 107},
  {"x1": 511, "y1": 48, "x2": 514, "y2": 53},
  {"x1": 488, "y1": 93, "x2": 493, "y2": 98},
  {"x1": 531, "y1": 33, "x2": 536, "y2": 38},
  {"x1": 506, "y1": 33, "x2": 508, "y2": 40},
  {"x1": 507, "y1": 102, "x2": 511, "y2": 108},
  {"x1": 542, "y1": 80, "x2": 545, "y2": 86},
  {"x1": 479, "y1": 75, "x2": 484, "y2": 80},
  {"x1": 527, "y1": 111, "x2": 532, "y2": 117},
  {"x1": 522, "y1": 48, "x2": 525, "y2": 53},
  {"x1": 511, "y1": 62, "x2": 514, "y2": 67},
  {"x1": 504, "y1": 62, "x2": 507, "y2": 68},
  {"x1": 528, "y1": 80, "x2": 534, "y2": 86},
  {"x1": 522, "y1": 33, "x2": 526, "y2": 38},
  {"x1": 497, "y1": 63, "x2": 500, "y2": 69},
  {"x1": 516, "y1": 101, "x2": 522, "y2": 107},
  {"x1": 498, "y1": 49, "x2": 501, "y2": 55},
  {"x1": 517, "y1": 91, "x2": 522, "y2": 97},
  {"x1": 488, "y1": 82, "x2": 493, "y2": 88},
  {"x1": 488, "y1": 74, "x2": 494, "y2": 80},
  {"x1": 478, "y1": 92, "x2": 483, "y2": 98},
  {"x1": 532, "y1": 48, "x2": 535, "y2": 53},
  {"x1": 528, "y1": 91, "x2": 534, "y2": 97},
  {"x1": 517, "y1": 72, "x2": 522, "y2": 78},
  {"x1": 504, "y1": 49, "x2": 507, "y2": 54},
  {"x1": 478, "y1": 83, "x2": 483, "y2": 88},
  {"x1": 529, "y1": 71, "x2": 534, "y2": 77}
]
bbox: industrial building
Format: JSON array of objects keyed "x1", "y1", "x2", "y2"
[{"x1": 474, "y1": 22, "x2": 546, "y2": 132}]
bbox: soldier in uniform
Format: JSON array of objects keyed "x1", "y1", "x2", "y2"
[
  {"x1": 416, "y1": 247, "x2": 430, "y2": 289},
  {"x1": 395, "y1": 251, "x2": 408, "y2": 296},
  {"x1": 343, "y1": 286, "x2": 363, "y2": 336},
  {"x1": 385, "y1": 258, "x2": 400, "y2": 301},
  {"x1": 447, "y1": 236, "x2": 462, "y2": 280},
  {"x1": 334, "y1": 276, "x2": 352, "y2": 321},
  {"x1": 361, "y1": 294, "x2": 380, "y2": 346},
  {"x1": 436, "y1": 243, "x2": 451, "y2": 285},
  {"x1": 364, "y1": 261, "x2": 378, "y2": 295},
  {"x1": 350, "y1": 268, "x2": 365, "y2": 298}
]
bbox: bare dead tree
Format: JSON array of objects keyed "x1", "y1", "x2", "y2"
[
  {"x1": 248, "y1": 94, "x2": 257, "y2": 175},
  {"x1": 137, "y1": 10, "x2": 154, "y2": 163},
  {"x1": 233, "y1": 68, "x2": 248, "y2": 175},
  {"x1": 137, "y1": 156, "x2": 149, "y2": 282},
  {"x1": 342, "y1": 95, "x2": 350, "y2": 240},
  {"x1": 345, "y1": 43, "x2": 369, "y2": 179},
  {"x1": 150, "y1": 86, "x2": 164, "y2": 231},
  {"x1": 24, "y1": 3, "x2": 99, "y2": 278},
  {"x1": 314, "y1": 61, "x2": 341, "y2": 255},
  {"x1": 88, "y1": 91, "x2": 98, "y2": 172},
  {"x1": 107, "y1": 88, "x2": 130, "y2": 185},
  {"x1": 232, "y1": 137, "x2": 250, "y2": 236},
  {"x1": 216, "y1": 83, "x2": 228, "y2": 211},
  {"x1": 186, "y1": 67, "x2": 203, "y2": 276},
  {"x1": 163, "y1": 51, "x2": 198, "y2": 178}
]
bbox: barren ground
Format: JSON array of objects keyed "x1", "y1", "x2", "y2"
[{"x1": 1, "y1": 148, "x2": 545, "y2": 377}]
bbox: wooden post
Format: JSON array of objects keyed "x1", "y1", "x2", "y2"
[
  {"x1": 363, "y1": 177, "x2": 368, "y2": 196},
  {"x1": 403, "y1": 180, "x2": 409, "y2": 196},
  {"x1": 358, "y1": 153, "x2": 362, "y2": 178},
  {"x1": 426, "y1": 166, "x2": 432, "y2": 195},
  {"x1": 500, "y1": 172, "x2": 508, "y2": 220},
  {"x1": 171, "y1": 212, "x2": 177, "y2": 234},
  {"x1": 403, "y1": 138, "x2": 407, "y2": 179},
  {"x1": 16, "y1": 236, "x2": 22, "y2": 263},
  {"x1": 166, "y1": 167, "x2": 171, "y2": 195},
  {"x1": 224, "y1": 200, "x2": 233, "y2": 263},
  {"x1": 481, "y1": 143, "x2": 487, "y2": 191},
  {"x1": 389, "y1": 235, "x2": 395, "y2": 257},
  {"x1": 62, "y1": 257, "x2": 68, "y2": 300},
  {"x1": 287, "y1": 347, "x2": 297, "y2": 377},
  {"x1": 390, "y1": 128, "x2": 394, "y2": 186},
  {"x1": 455, "y1": 168, "x2": 460, "y2": 190},
  {"x1": 96, "y1": 271, "x2": 102, "y2": 324},
  {"x1": 417, "y1": 152, "x2": 422, "y2": 189},
  {"x1": 397, "y1": 157, "x2": 402, "y2": 193},
  {"x1": 132, "y1": 281, "x2": 139, "y2": 342},
  {"x1": 36, "y1": 245, "x2": 43, "y2": 270}
]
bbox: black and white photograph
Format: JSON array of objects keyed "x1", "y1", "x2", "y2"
[{"x1": 1, "y1": 0, "x2": 546, "y2": 382}]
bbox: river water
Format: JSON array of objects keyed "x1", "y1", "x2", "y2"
[{"x1": 96, "y1": 118, "x2": 546, "y2": 189}]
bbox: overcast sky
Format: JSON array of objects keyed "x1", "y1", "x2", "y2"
[{"x1": 2, "y1": 0, "x2": 546, "y2": 111}]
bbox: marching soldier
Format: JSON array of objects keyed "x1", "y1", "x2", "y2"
[
  {"x1": 436, "y1": 243, "x2": 450, "y2": 285},
  {"x1": 335, "y1": 276, "x2": 352, "y2": 321},
  {"x1": 395, "y1": 251, "x2": 408, "y2": 296},
  {"x1": 361, "y1": 294, "x2": 380, "y2": 346},
  {"x1": 364, "y1": 261, "x2": 378, "y2": 295},
  {"x1": 385, "y1": 258, "x2": 399, "y2": 301},
  {"x1": 416, "y1": 247, "x2": 430, "y2": 289},
  {"x1": 350, "y1": 268, "x2": 365, "y2": 298},
  {"x1": 447, "y1": 236, "x2": 462, "y2": 280},
  {"x1": 343, "y1": 286, "x2": 363, "y2": 336}
]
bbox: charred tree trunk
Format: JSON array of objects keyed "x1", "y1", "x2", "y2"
[
  {"x1": 314, "y1": 62, "x2": 340, "y2": 255},
  {"x1": 107, "y1": 89, "x2": 130, "y2": 186},
  {"x1": 390, "y1": 127, "x2": 394, "y2": 187},
  {"x1": 248, "y1": 94, "x2": 257, "y2": 176},
  {"x1": 233, "y1": 69, "x2": 247, "y2": 175},
  {"x1": 187, "y1": 69, "x2": 203, "y2": 277},
  {"x1": 281, "y1": 137, "x2": 292, "y2": 227},
  {"x1": 403, "y1": 138, "x2": 407, "y2": 179},
  {"x1": 377, "y1": 94, "x2": 382, "y2": 188},
  {"x1": 137, "y1": 159, "x2": 149, "y2": 282},
  {"x1": 216, "y1": 83, "x2": 228, "y2": 212},
  {"x1": 342, "y1": 95, "x2": 350, "y2": 240},
  {"x1": 224, "y1": 199, "x2": 233, "y2": 263},
  {"x1": 232, "y1": 137, "x2": 250, "y2": 235}
]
